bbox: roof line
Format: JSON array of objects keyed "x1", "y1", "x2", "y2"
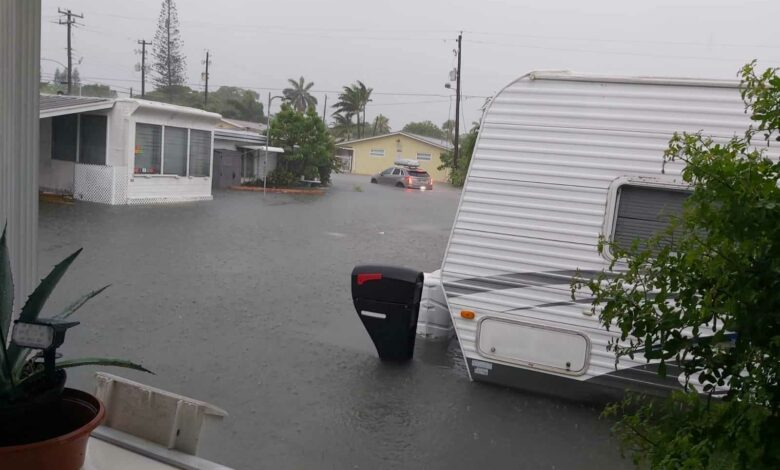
[
  {"x1": 337, "y1": 131, "x2": 451, "y2": 150},
  {"x1": 527, "y1": 70, "x2": 740, "y2": 88}
]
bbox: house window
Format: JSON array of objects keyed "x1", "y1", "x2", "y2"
[
  {"x1": 370, "y1": 148, "x2": 385, "y2": 157},
  {"x1": 52, "y1": 114, "x2": 78, "y2": 162},
  {"x1": 612, "y1": 185, "x2": 690, "y2": 253},
  {"x1": 163, "y1": 126, "x2": 187, "y2": 176},
  {"x1": 78, "y1": 115, "x2": 107, "y2": 165},
  {"x1": 189, "y1": 130, "x2": 211, "y2": 177},
  {"x1": 134, "y1": 124, "x2": 162, "y2": 174},
  {"x1": 416, "y1": 152, "x2": 432, "y2": 161}
]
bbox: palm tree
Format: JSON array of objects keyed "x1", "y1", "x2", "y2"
[
  {"x1": 372, "y1": 114, "x2": 390, "y2": 135},
  {"x1": 330, "y1": 112, "x2": 354, "y2": 141},
  {"x1": 354, "y1": 81, "x2": 373, "y2": 138},
  {"x1": 333, "y1": 81, "x2": 373, "y2": 138},
  {"x1": 333, "y1": 86, "x2": 360, "y2": 137},
  {"x1": 283, "y1": 76, "x2": 318, "y2": 112}
]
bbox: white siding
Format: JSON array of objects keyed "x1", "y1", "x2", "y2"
[
  {"x1": 0, "y1": 0, "x2": 40, "y2": 311},
  {"x1": 442, "y1": 74, "x2": 767, "y2": 383},
  {"x1": 127, "y1": 174, "x2": 213, "y2": 204}
]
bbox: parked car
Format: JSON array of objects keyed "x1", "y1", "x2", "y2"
[{"x1": 371, "y1": 165, "x2": 434, "y2": 190}]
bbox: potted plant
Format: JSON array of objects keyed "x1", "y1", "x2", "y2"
[{"x1": 0, "y1": 225, "x2": 150, "y2": 470}]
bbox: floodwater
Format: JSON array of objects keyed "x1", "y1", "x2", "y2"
[{"x1": 38, "y1": 173, "x2": 629, "y2": 469}]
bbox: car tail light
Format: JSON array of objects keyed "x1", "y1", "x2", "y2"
[{"x1": 407, "y1": 177, "x2": 412, "y2": 183}]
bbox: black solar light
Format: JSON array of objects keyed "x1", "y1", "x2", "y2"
[{"x1": 12, "y1": 319, "x2": 79, "y2": 381}]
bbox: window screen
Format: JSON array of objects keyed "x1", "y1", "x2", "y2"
[
  {"x1": 52, "y1": 115, "x2": 78, "y2": 162},
  {"x1": 135, "y1": 124, "x2": 162, "y2": 174},
  {"x1": 189, "y1": 130, "x2": 211, "y2": 177},
  {"x1": 613, "y1": 185, "x2": 689, "y2": 252},
  {"x1": 163, "y1": 126, "x2": 187, "y2": 176},
  {"x1": 79, "y1": 115, "x2": 107, "y2": 165}
]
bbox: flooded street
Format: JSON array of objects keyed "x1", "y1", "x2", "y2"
[{"x1": 38, "y1": 173, "x2": 628, "y2": 469}]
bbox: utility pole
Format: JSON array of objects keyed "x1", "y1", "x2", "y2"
[
  {"x1": 137, "y1": 39, "x2": 151, "y2": 97},
  {"x1": 453, "y1": 32, "x2": 462, "y2": 170},
  {"x1": 322, "y1": 95, "x2": 327, "y2": 122},
  {"x1": 203, "y1": 50, "x2": 210, "y2": 107},
  {"x1": 58, "y1": 8, "x2": 84, "y2": 95}
]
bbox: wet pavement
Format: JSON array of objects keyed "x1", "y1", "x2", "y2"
[{"x1": 38, "y1": 173, "x2": 629, "y2": 469}]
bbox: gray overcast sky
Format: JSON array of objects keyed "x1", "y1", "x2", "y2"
[{"x1": 41, "y1": 0, "x2": 780, "y2": 130}]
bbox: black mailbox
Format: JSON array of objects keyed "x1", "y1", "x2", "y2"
[{"x1": 351, "y1": 265, "x2": 424, "y2": 362}]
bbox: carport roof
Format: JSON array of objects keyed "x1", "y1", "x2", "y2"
[{"x1": 40, "y1": 94, "x2": 114, "y2": 118}]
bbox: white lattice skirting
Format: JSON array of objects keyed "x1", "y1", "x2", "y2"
[
  {"x1": 126, "y1": 195, "x2": 213, "y2": 205},
  {"x1": 74, "y1": 164, "x2": 128, "y2": 205}
]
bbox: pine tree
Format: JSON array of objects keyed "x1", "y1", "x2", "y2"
[
  {"x1": 151, "y1": 0, "x2": 187, "y2": 102},
  {"x1": 53, "y1": 68, "x2": 63, "y2": 85}
]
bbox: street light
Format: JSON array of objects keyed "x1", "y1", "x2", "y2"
[{"x1": 264, "y1": 94, "x2": 284, "y2": 195}]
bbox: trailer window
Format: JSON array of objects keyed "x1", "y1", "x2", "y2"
[
  {"x1": 134, "y1": 124, "x2": 162, "y2": 174},
  {"x1": 163, "y1": 126, "x2": 188, "y2": 176},
  {"x1": 612, "y1": 185, "x2": 689, "y2": 253},
  {"x1": 189, "y1": 130, "x2": 212, "y2": 177},
  {"x1": 78, "y1": 115, "x2": 107, "y2": 165},
  {"x1": 52, "y1": 114, "x2": 78, "y2": 162}
]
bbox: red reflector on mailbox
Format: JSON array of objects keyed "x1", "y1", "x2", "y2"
[{"x1": 356, "y1": 273, "x2": 383, "y2": 285}]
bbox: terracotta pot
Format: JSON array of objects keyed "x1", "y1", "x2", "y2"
[{"x1": 0, "y1": 388, "x2": 105, "y2": 470}]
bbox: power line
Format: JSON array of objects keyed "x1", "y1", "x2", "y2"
[
  {"x1": 37, "y1": 72, "x2": 491, "y2": 99},
  {"x1": 467, "y1": 39, "x2": 779, "y2": 63},
  {"x1": 57, "y1": 10, "x2": 780, "y2": 51},
  {"x1": 464, "y1": 29, "x2": 780, "y2": 51}
]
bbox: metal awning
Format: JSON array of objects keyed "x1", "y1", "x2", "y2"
[{"x1": 240, "y1": 145, "x2": 284, "y2": 153}]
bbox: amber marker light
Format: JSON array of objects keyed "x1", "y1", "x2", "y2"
[{"x1": 460, "y1": 310, "x2": 475, "y2": 320}]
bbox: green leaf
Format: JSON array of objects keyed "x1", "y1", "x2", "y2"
[
  {"x1": 55, "y1": 357, "x2": 152, "y2": 374},
  {"x1": 7, "y1": 248, "x2": 82, "y2": 380},
  {"x1": 0, "y1": 224, "x2": 13, "y2": 347},
  {"x1": 19, "y1": 357, "x2": 153, "y2": 386},
  {"x1": 0, "y1": 224, "x2": 15, "y2": 390},
  {"x1": 53, "y1": 284, "x2": 110, "y2": 320}
]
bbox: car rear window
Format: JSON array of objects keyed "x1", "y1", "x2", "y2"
[{"x1": 408, "y1": 170, "x2": 429, "y2": 177}]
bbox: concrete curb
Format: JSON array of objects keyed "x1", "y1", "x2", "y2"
[{"x1": 229, "y1": 185, "x2": 327, "y2": 195}]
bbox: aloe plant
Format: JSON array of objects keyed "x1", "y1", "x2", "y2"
[{"x1": 0, "y1": 224, "x2": 150, "y2": 403}]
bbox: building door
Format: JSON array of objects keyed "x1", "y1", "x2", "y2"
[{"x1": 212, "y1": 150, "x2": 242, "y2": 189}]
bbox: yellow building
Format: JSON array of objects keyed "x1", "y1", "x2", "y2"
[{"x1": 336, "y1": 132, "x2": 452, "y2": 182}]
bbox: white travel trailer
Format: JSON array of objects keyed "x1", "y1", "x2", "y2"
[{"x1": 354, "y1": 71, "x2": 766, "y2": 401}]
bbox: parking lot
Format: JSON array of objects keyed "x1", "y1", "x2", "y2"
[{"x1": 38, "y1": 173, "x2": 628, "y2": 469}]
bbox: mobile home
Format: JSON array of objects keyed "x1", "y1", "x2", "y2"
[
  {"x1": 353, "y1": 72, "x2": 771, "y2": 401},
  {"x1": 39, "y1": 95, "x2": 220, "y2": 205}
]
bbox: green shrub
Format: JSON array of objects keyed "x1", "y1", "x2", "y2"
[{"x1": 266, "y1": 169, "x2": 297, "y2": 188}]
